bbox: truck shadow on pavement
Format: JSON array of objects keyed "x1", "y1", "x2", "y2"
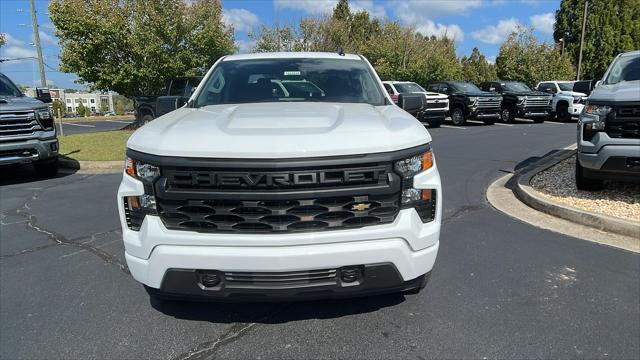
[
  {"x1": 149, "y1": 293, "x2": 407, "y2": 323},
  {"x1": 0, "y1": 163, "x2": 77, "y2": 187}
]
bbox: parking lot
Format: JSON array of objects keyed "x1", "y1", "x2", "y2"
[{"x1": 1, "y1": 119, "x2": 638, "y2": 359}]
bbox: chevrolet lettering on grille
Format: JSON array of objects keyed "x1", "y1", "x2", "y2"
[{"x1": 167, "y1": 168, "x2": 388, "y2": 189}]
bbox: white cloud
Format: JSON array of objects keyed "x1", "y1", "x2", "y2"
[
  {"x1": 223, "y1": 8, "x2": 260, "y2": 34},
  {"x1": 273, "y1": 0, "x2": 336, "y2": 15},
  {"x1": 530, "y1": 12, "x2": 554, "y2": 34},
  {"x1": 351, "y1": 0, "x2": 386, "y2": 19},
  {"x1": 2, "y1": 33, "x2": 25, "y2": 46},
  {"x1": 37, "y1": 31, "x2": 58, "y2": 46},
  {"x1": 416, "y1": 21, "x2": 464, "y2": 42},
  {"x1": 235, "y1": 39, "x2": 255, "y2": 54},
  {"x1": 392, "y1": 0, "x2": 482, "y2": 20},
  {"x1": 0, "y1": 45, "x2": 37, "y2": 59},
  {"x1": 471, "y1": 17, "x2": 522, "y2": 44},
  {"x1": 486, "y1": 55, "x2": 496, "y2": 64}
]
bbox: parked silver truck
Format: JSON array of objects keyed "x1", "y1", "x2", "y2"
[
  {"x1": 0, "y1": 72, "x2": 58, "y2": 176},
  {"x1": 576, "y1": 50, "x2": 640, "y2": 190}
]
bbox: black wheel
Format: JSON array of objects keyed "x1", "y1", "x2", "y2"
[
  {"x1": 34, "y1": 157, "x2": 58, "y2": 177},
  {"x1": 501, "y1": 107, "x2": 514, "y2": 123},
  {"x1": 575, "y1": 156, "x2": 604, "y2": 191},
  {"x1": 141, "y1": 114, "x2": 154, "y2": 124},
  {"x1": 450, "y1": 107, "x2": 466, "y2": 126},
  {"x1": 404, "y1": 273, "x2": 431, "y2": 295},
  {"x1": 557, "y1": 103, "x2": 571, "y2": 122},
  {"x1": 427, "y1": 118, "x2": 442, "y2": 128}
]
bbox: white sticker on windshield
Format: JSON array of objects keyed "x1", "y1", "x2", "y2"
[{"x1": 284, "y1": 71, "x2": 301, "y2": 76}]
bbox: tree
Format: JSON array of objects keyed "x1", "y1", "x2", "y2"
[
  {"x1": 496, "y1": 27, "x2": 574, "y2": 87},
  {"x1": 461, "y1": 47, "x2": 497, "y2": 84},
  {"x1": 49, "y1": 0, "x2": 234, "y2": 98},
  {"x1": 51, "y1": 100, "x2": 65, "y2": 117},
  {"x1": 554, "y1": 0, "x2": 640, "y2": 80},
  {"x1": 100, "y1": 102, "x2": 109, "y2": 113},
  {"x1": 76, "y1": 102, "x2": 87, "y2": 117},
  {"x1": 114, "y1": 94, "x2": 133, "y2": 115}
]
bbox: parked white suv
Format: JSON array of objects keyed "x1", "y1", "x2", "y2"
[
  {"x1": 382, "y1": 81, "x2": 449, "y2": 127},
  {"x1": 118, "y1": 52, "x2": 442, "y2": 301},
  {"x1": 536, "y1": 80, "x2": 587, "y2": 121}
]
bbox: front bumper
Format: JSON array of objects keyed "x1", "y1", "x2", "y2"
[
  {"x1": 570, "y1": 103, "x2": 585, "y2": 117},
  {"x1": 517, "y1": 106, "x2": 551, "y2": 118},
  {"x1": 0, "y1": 136, "x2": 58, "y2": 166},
  {"x1": 118, "y1": 163, "x2": 442, "y2": 298}
]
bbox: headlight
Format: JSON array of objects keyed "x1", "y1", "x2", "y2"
[
  {"x1": 123, "y1": 156, "x2": 160, "y2": 230},
  {"x1": 517, "y1": 96, "x2": 526, "y2": 105},
  {"x1": 468, "y1": 97, "x2": 478, "y2": 105},
  {"x1": 583, "y1": 103, "x2": 612, "y2": 131},
  {"x1": 125, "y1": 157, "x2": 161, "y2": 182},
  {"x1": 394, "y1": 149, "x2": 436, "y2": 223},
  {"x1": 573, "y1": 96, "x2": 583, "y2": 103},
  {"x1": 37, "y1": 109, "x2": 54, "y2": 130},
  {"x1": 394, "y1": 150, "x2": 433, "y2": 179}
]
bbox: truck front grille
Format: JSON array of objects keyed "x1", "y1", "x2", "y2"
[
  {"x1": 0, "y1": 111, "x2": 41, "y2": 138},
  {"x1": 427, "y1": 101, "x2": 447, "y2": 109},
  {"x1": 224, "y1": 269, "x2": 338, "y2": 289},
  {"x1": 525, "y1": 97, "x2": 551, "y2": 108},
  {"x1": 156, "y1": 194, "x2": 400, "y2": 233},
  {"x1": 476, "y1": 97, "x2": 501, "y2": 110},
  {"x1": 606, "y1": 105, "x2": 640, "y2": 139}
]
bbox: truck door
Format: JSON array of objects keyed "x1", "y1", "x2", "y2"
[{"x1": 156, "y1": 78, "x2": 187, "y2": 117}]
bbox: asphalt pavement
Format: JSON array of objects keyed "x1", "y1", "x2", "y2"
[
  {"x1": 1, "y1": 118, "x2": 638, "y2": 359},
  {"x1": 57, "y1": 119, "x2": 133, "y2": 135}
]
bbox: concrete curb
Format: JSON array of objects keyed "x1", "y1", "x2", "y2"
[
  {"x1": 513, "y1": 149, "x2": 640, "y2": 238},
  {"x1": 59, "y1": 158, "x2": 123, "y2": 173}
]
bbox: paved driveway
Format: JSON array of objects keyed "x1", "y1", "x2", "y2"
[{"x1": 1, "y1": 120, "x2": 638, "y2": 359}]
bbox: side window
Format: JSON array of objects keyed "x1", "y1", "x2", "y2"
[
  {"x1": 441, "y1": 85, "x2": 449, "y2": 94},
  {"x1": 383, "y1": 83, "x2": 394, "y2": 95},
  {"x1": 427, "y1": 84, "x2": 438, "y2": 92},
  {"x1": 169, "y1": 79, "x2": 187, "y2": 96}
]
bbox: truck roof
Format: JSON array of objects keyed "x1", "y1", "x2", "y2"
[{"x1": 223, "y1": 52, "x2": 362, "y2": 61}]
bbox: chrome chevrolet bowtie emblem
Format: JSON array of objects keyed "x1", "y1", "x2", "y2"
[{"x1": 351, "y1": 203, "x2": 371, "y2": 211}]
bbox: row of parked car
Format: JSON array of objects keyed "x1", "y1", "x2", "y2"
[{"x1": 382, "y1": 79, "x2": 594, "y2": 127}]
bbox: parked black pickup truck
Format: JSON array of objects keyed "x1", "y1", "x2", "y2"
[
  {"x1": 479, "y1": 81, "x2": 552, "y2": 123},
  {"x1": 427, "y1": 81, "x2": 502, "y2": 126},
  {"x1": 134, "y1": 77, "x2": 202, "y2": 123}
]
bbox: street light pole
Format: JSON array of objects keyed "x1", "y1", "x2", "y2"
[
  {"x1": 28, "y1": 0, "x2": 47, "y2": 87},
  {"x1": 577, "y1": 0, "x2": 588, "y2": 81}
]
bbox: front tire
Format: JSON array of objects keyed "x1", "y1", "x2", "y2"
[
  {"x1": 141, "y1": 114, "x2": 154, "y2": 124},
  {"x1": 557, "y1": 103, "x2": 571, "y2": 122},
  {"x1": 450, "y1": 108, "x2": 466, "y2": 126},
  {"x1": 34, "y1": 157, "x2": 58, "y2": 177},
  {"x1": 575, "y1": 156, "x2": 604, "y2": 191},
  {"x1": 501, "y1": 107, "x2": 514, "y2": 123}
]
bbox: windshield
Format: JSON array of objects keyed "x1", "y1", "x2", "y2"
[
  {"x1": 558, "y1": 82, "x2": 574, "y2": 91},
  {"x1": 605, "y1": 55, "x2": 640, "y2": 84},
  {"x1": 0, "y1": 74, "x2": 23, "y2": 97},
  {"x1": 195, "y1": 58, "x2": 385, "y2": 106},
  {"x1": 394, "y1": 82, "x2": 425, "y2": 93},
  {"x1": 502, "y1": 82, "x2": 531, "y2": 92},
  {"x1": 451, "y1": 82, "x2": 482, "y2": 93}
]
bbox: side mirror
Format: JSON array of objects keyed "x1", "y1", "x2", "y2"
[
  {"x1": 35, "y1": 88, "x2": 52, "y2": 103},
  {"x1": 175, "y1": 97, "x2": 187, "y2": 109},
  {"x1": 397, "y1": 93, "x2": 425, "y2": 114},
  {"x1": 594, "y1": 80, "x2": 602, "y2": 88}
]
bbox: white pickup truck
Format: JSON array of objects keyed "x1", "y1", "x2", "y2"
[
  {"x1": 118, "y1": 52, "x2": 442, "y2": 301},
  {"x1": 382, "y1": 81, "x2": 449, "y2": 127},
  {"x1": 536, "y1": 80, "x2": 588, "y2": 121}
]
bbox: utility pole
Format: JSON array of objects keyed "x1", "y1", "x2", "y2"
[
  {"x1": 577, "y1": 0, "x2": 588, "y2": 81},
  {"x1": 29, "y1": 0, "x2": 47, "y2": 87}
]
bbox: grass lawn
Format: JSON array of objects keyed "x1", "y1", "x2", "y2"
[
  {"x1": 59, "y1": 114, "x2": 135, "y2": 123},
  {"x1": 59, "y1": 131, "x2": 132, "y2": 161}
]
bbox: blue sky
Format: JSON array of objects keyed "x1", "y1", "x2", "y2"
[{"x1": 1, "y1": 0, "x2": 560, "y2": 90}]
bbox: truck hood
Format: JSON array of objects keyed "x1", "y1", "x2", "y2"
[
  {"x1": 127, "y1": 102, "x2": 432, "y2": 159},
  {"x1": 0, "y1": 96, "x2": 48, "y2": 112},
  {"x1": 588, "y1": 81, "x2": 640, "y2": 103}
]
